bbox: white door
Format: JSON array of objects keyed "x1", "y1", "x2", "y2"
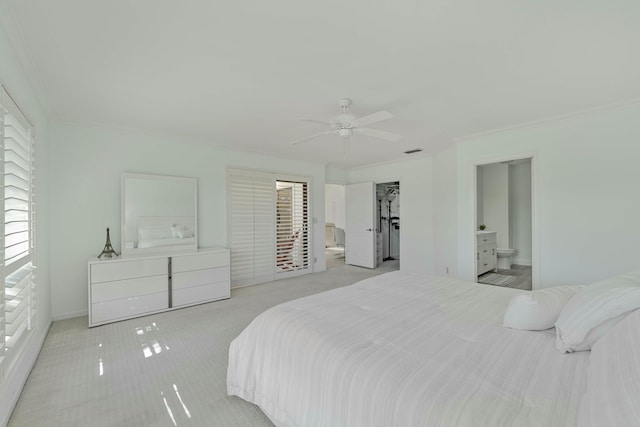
[{"x1": 345, "y1": 182, "x2": 376, "y2": 268}]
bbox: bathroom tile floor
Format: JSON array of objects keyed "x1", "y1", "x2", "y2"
[{"x1": 479, "y1": 264, "x2": 532, "y2": 291}]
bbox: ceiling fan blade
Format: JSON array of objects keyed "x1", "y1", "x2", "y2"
[
  {"x1": 355, "y1": 127, "x2": 402, "y2": 142},
  {"x1": 352, "y1": 110, "x2": 393, "y2": 127},
  {"x1": 300, "y1": 118, "x2": 333, "y2": 126},
  {"x1": 291, "y1": 130, "x2": 337, "y2": 145}
]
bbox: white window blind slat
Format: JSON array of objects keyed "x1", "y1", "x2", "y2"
[
  {"x1": 0, "y1": 106, "x2": 3, "y2": 375},
  {"x1": 1, "y1": 85, "x2": 36, "y2": 377}
]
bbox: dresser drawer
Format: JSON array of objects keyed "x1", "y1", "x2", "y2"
[
  {"x1": 91, "y1": 258, "x2": 167, "y2": 284},
  {"x1": 91, "y1": 291, "x2": 168, "y2": 324},
  {"x1": 477, "y1": 246, "x2": 496, "y2": 258},
  {"x1": 477, "y1": 249, "x2": 497, "y2": 273},
  {"x1": 477, "y1": 257, "x2": 496, "y2": 270},
  {"x1": 173, "y1": 267, "x2": 228, "y2": 290},
  {"x1": 172, "y1": 251, "x2": 228, "y2": 273},
  {"x1": 173, "y1": 282, "x2": 230, "y2": 307},
  {"x1": 477, "y1": 233, "x2": 497, "y2": 245},
  {"x1": 91, "y1": 275, "x2": 167, "y2": 303}
]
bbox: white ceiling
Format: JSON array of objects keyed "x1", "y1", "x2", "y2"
[{"x1": 2, "y1": 0, "x2": 640, "y2": 168}]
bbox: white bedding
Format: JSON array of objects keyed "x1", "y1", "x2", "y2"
[{"x1": 227, "y1": 272, "x2": 590, "y2": 427}]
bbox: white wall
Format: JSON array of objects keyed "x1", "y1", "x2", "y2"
[
  {"x1": 49, "y1": 120, "x2": 327, "y2": 319},
  {"x1": 509, "y1": 161, "x2": 532, "y2": 265},
  {"x1": 455, "y1": 102, "x2": 640, "y2": 288},
  {"x1": 324, "y1": 184, "x2": 345, "y2": 229},
  {"x1": 325, "y1": 165, "x2": 349, "y2": 184},
  {"x1": 480, "y1": 163, "x2": 510, "y2": 248},
  {"x1": 349, "y1": 156, "x2": 434, "y2": 275},
  {"x1": 0, "y1": 25, "x2": 51, "y2": 427},
  {"x1": 433, "y1": 146, "x2": 458, "y2": 277}
]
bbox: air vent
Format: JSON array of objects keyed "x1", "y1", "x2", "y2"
[{"x1": 404, "y1": 148, "x2": 423, "y2": 154}]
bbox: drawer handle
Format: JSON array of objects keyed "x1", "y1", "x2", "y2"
[
  {"x1": 483, "y1": 263, "x2": 488, "y2": 266},
  {"x1": 492, "y1": 249, "x2": 495, "y2": 255}
]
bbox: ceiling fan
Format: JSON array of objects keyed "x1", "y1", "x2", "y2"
[{"x1": 291, "y1": 98, "x2": 402, "y2": 152}]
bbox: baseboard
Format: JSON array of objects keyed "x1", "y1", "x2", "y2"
[
  {"x1": 52, "y1": 309, "x2": 87, "y2": 321},
  {"x1": 0, "y1": 320, "x2": 52, "y2": 427},
  {"x1": 513, "y1": 258, "x2": 532, "y2": 266}
]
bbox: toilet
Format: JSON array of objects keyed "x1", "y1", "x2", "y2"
[{"x1": 496, "y1": 248, "x2": 516, "y2": 269}]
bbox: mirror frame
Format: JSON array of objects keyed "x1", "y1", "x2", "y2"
[{"x1": 121, "y1": 172, "x2": 198, "y2": 255}]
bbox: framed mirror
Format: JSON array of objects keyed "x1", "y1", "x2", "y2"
[{"x1": 121, "y1": 173, "x2": 198, "y2": 255}]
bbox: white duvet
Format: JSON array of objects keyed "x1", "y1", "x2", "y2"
[{"x1": 227, "y1": 272, "x2": 590, "y2": 427}]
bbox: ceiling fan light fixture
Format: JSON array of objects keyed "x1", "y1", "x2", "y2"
[{"x1": 338, "y1": 128, "x2": 352, "y2": 137}]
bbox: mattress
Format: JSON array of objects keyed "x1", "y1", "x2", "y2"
[{"x1": 227, "y1": 272, "x2": 590, "y2": 427}]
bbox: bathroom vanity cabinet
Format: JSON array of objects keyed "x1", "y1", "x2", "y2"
[
  {"x1": 477, "y1": 232, "x2": 497, "y2": 275},
  {"x1": 88, "y1": 247, "x2": 230, "y2": 327}
]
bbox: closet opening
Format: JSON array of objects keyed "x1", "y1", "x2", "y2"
[{"x1": 376, "y1": 182, "x2": 400, "y2": 265}]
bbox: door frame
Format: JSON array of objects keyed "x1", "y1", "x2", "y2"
[
  {"x1": 344, "y1": 179, "x2": 402, "y2": 268},
  {"x1": 472, "y1": 153, "x2": 539, "y2": 289}
]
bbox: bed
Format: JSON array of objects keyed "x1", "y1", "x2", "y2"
[{"x1": 227, "y1": 272, "x2": 593, "y2": 427}]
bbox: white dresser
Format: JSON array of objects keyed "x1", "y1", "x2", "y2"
[
  {"x1": 476, "y1": 232, "x2": 497, "y2": 275},
  {"x1": 88, "y1": 247, "x2": 230, "y2": 327}
]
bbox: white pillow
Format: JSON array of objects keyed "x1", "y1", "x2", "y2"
[
  {"x1": 177, "y1": 228, "x2": 194, "y2": 239},
  {"x1": 555, "y1": 271, "x2": 640, "y2": 353},
  {"x1": 577, "y1": 308, "x2": 640, "y2": 426},
  {"x1": 503, "y1": 286, "x2": 582, "y2": 331}
]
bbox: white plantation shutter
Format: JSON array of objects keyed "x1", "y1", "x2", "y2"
[
  {"x1": 228, "y1": 170, "x2": 311, "y2": 288},
  {"x1": 228, "y1": 170, "x2": 276, "y2": 287},
  {"x1": 276, "y1": 181, "x2": 310, "y2": 275},
  {"x1": 0, "y1": 85, "x2": 36, "y2": 375}
]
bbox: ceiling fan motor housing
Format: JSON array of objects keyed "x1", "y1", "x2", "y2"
[{"x1": 331, "y1": 113, "x2": 357, "y2": 129}]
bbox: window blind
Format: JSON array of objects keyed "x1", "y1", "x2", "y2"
[{"x1": 0, "y1": 85, "x2": 36, "y2": 374}]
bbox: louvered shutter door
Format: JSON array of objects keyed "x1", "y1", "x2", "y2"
[
  {"x1": 1, "y1": 86, "x2": 36, "y2": 372},
  {"x1": 0, "y1": 100, "x2": 5, "y2": 370},
  {"x1": 228, "y1": 170, "x2": 276, "y2": 287}
]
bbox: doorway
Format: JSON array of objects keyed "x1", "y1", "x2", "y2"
[
  {"x1": 376, "y1": 182, "x2": 400, "y2": 265},
  {"x1": 276, "y1": 180, "x2": 310, "y2": 275},
  {"x1": 325, "y1": 181, "x2": 401, "y2": 271},
  {"x1": 475, "y1": 158, "x2": 533, "y2": 290},
  {"x1": 325, "y1": 183, "x2": 346, "y2": 269}
]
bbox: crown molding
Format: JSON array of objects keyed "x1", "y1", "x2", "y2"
[{"x1": 454, "y1": 97, "x2": 640, "y2": 143}]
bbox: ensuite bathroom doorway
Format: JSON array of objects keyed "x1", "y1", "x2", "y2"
[{"x1": 475, "y1": 158, "x2": 533, "y2": 290}]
